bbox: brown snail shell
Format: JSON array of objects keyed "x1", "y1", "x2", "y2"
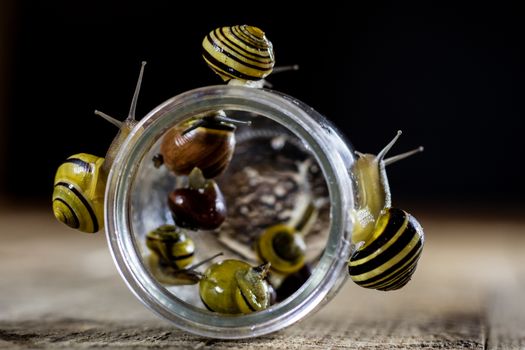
[
  {"x1": 160, "y1": 113, "x2": 235, "y2": 179},
  {"x1": 167, "y1": 168, "x2": 227, "y2": 231}
]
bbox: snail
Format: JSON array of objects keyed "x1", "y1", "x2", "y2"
[
  {"x1": 52, "y1": 62, "x2": 147, "y2": 233},
  {"x1": 159, "y1": 111, "x2": 248, "y2": 179},
  {"x1": 199, "y1": 259, "x2": 271, "y2": 314},
  {"x1": 145, "y1": 224, "x2": 195, "y2": 269},
  {"x1": 202, "y1": 25, "x2": 275, "y2": 87},
  {"x1": 348, "y1": 131, "x2": 425, "y2": 291},
  {"x1": 256, "y1": 201, "x2": 317, "y2": 274},
  {"x1": 148, "y1": 252, "x2": 223, "y2": 286},
  {"x1": 167, "y1": 167, "x2": 227, "y2": 231}
]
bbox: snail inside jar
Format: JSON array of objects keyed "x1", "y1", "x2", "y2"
[{"x1": 132, "y1": 113, "x2": 332, "y2": 310}]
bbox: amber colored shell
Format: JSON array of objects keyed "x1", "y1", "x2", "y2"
[{"x1": 160, "y1": 123, "x2": 235, "y2": 179}]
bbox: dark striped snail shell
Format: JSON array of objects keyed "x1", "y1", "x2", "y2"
[
  {"x1": 199, "y1": 260, "x2": 271, "y2": 314},
  {"x1": 349, "y1": 208, "x2": 424, "y2": 291},
  {"x1": 52, "y1": 153, "x2": 106, "y2": 233},
  {"x1": 349, "y1": 131, "x2": 425, "y2": 291},
  {"x1": 52, "y1": 62, "x2": 147, "y2": 233},
  {"x1": 145, "y1": 224, "x2": 195, "y2": 269},
  {"x1": 202, "y1": 25, "x2": 275, "y2": 86}
]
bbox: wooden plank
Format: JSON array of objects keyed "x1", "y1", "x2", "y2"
[
  {"x1": 485, "y1": 230, "x2": 525, "y2": 350},
  {"x1": 1, "y1": 209, "x2": 523, "y2": 349}
]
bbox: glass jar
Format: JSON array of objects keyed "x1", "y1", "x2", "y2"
[{"x1": 104, "y1": 84, "x2": 356, "y2": 339}]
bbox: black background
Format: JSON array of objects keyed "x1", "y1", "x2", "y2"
[{"x1": 3, "y1": 1, "x2": 525, "y2": 206}]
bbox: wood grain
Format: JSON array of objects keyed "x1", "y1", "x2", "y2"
[{"x1": 0, "y1": 208, "x2": 523, "y2": 349}]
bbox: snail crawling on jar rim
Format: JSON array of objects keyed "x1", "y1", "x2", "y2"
[
  {"x1": 52, "y1": 62, "x2": 147, "y2": 233},
  {"x1": 349, "y1": 131, "x2": 425, "y2": 291}
]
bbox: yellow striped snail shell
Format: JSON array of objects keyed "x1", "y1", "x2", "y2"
[
  {"x1": 52, "y1": 154, "x2": 106, "y2": 233},
  {"x1": 349, "y1": 131, "x2": 425, "y2": 291},
  {"x1": 146, "y1": 224, "x2": 195, "y2": 269},
  {"x1": 52, "y1": 62, "x2": 147, "y2": 233},
  {"x1": 202, "y1": 25, "x2": 275, "y2": 86}
]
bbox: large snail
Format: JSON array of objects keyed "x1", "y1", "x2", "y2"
[
  {"x1": 199, "y1": 259, "x2": 271, "y2": 314},
  {"x1": 348, "y1": 131, "x2": 425, "y2": 291},
  {"x1": 52, "y1": 62, "x2": 147, "y2": 233}
]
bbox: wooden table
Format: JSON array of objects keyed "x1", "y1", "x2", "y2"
[{"x1": 1, "y1": 206, "x2": 524, "y2": 349}]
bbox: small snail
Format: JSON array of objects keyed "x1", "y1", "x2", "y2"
[
  {"x1": 148, "y1": 252, "x2": 223, "y2": 286},
  {"x1": 146, "y1": 224, "x2": 195, "y2": 269},
  {"x1": 52, "y1": 62, "x2": 147, "y2": 233},
  {"x1": 257, "y1": 202, "x2": 317, "y2": 274},
  {"x1": 199, "y1": 259, "x2": 271, "y2": 314},
  {"x1": 348, "y1": 131, "x2": 425, "y2": 291},
  {"x1": 167, "y1": 167, "x2": 227, "y2": 231},
  {"x1": 202, "y1": 25, "x2": 275, "y2": 87},
  {"x1": 159, "y1": 111, "x2": 248, "y2": 179}
]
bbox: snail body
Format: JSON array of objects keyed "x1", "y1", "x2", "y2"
[
  {"x1": 199, "y1": 259, "x2": 271, "y2": 314},
  {"x1": 52, "y1": 62, "x2": 147, "y2": 233},
  {"x1": 146, "y1": 244, "x2": 223, "y2": 286},
  {"x1": 349, "y1": 131, "x2": 425, "y2": 291},
  {"x1": 147, "y1": 254, "x2": 202, "y2": 285}
]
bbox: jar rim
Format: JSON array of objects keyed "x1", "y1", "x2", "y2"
[{"x1": 104, "y1": 84, "x2": 355, "y2": 339}]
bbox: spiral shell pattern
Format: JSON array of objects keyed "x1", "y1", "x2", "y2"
[
  {"x1": 348, "y1": 208, "x2": 424, "y2": 291},
  {"x1": 202, "y1": 25, "x2": 275, "y2": 83},
  {"x1": 257, "y1": 224, "x2": 306, "y2": 274},
  {"x1": 146, "y1": 224, "x2": 195, "y2": 269},
  {"x1": 52, "y1": 153, "x2": 106, "y2": 233},
  {"x1": 160, "y1": 121, "x2": 235, "y2": 178}
]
